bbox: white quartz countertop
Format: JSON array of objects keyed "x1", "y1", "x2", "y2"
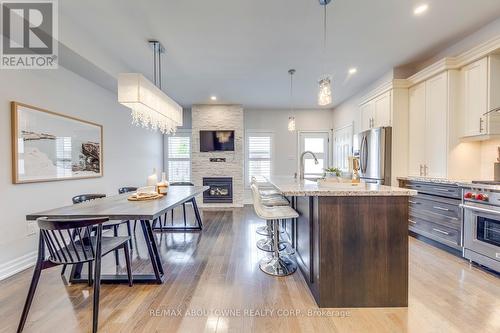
[{"x1": 266, "y1": 176, "x2": 417, "y2": 197}]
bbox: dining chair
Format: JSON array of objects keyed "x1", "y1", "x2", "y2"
[
  {"x1": 118, "y1": 187, "x2": 138, "y2": 246},
  {"x1": 17, "y1": 217, "x2": 133, "y2": 333},
  {"x1": 60, "y1": 194, "x2": 132, "y2": 276}
]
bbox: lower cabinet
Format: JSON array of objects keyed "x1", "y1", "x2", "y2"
[
  {"x1": 399, "y1": 180, "x2": 462, "y2": 250},
  {"x1": 292, "y1": 196, "x2": 319, "y2": 295}
]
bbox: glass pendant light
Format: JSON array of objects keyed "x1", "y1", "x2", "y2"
[
  {"x1": 288, "y1": 69, "x2": 296, "y2": 132},
  {"x1": 317, "y1": 0, "x2": 333, "y2": 106}
]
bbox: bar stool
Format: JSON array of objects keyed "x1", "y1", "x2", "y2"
[
  {"x1": 251, "y1": 181, "x2": 289, "y2": 237},
  {"x1": 251, "y1": 184, "x2": 298, "y2": 276}
]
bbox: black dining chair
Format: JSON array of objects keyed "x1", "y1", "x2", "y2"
[
  {"x1": 60, "y1": 194, "x2": 132, "y2": 276},
  {"x1": 118, "y1": 187, "x2": 138, "y2": 239},
  {"x1": 17, "y1": 217, "x2": 133, "y2": 333},
  {"x1": 161, "y1": 182, "x2": 202, "y2": 230}
]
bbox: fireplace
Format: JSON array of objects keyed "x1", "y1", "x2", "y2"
[{"x1": 203, "y1": 177, "x2": 233, "y2": 203}]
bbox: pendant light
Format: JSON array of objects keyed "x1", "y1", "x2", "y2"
[
  {"x1": 317, "y1": 0, "x2": 333, "y2": 106},
  {"x1": 288, "y1": 69, "x2": 296, "y2": 132},
  {"x1": 118, "y1": 40, "x2": 183, "y2": 134}
]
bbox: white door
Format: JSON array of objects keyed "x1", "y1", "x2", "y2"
[
  {"x1": 408, "y1": 82, "x2": 426, "y2": 177},
  {"x1": 425, "y1": 72, "x2": 448, "y2": 178},
  {"x1": 462, "y1": 57, "x2": 488, "y2": 136},
  {"x1": 298, "y1": 132, "x2": 330, "y2": 178},
  {"x1": 332, "y1": 124, "x2": 353, "y2": 172},
  {"x1": 360, "y1": 101, "x2": 375, "y2": 132},
  {"x1": 374, "y1": 91, "x2": 392, "y2": 127}
]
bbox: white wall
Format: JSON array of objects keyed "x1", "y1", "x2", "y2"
[
  {"x1": 0, "y1": 68, "x2": 163, "y2": 280},
  {"x1": 245, "y1": 109, "x2": 334, "y2": 177}
]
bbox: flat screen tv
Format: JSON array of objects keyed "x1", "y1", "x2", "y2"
[{"x1": 200, "y1": 130, "x2": 235, "y2": 152}]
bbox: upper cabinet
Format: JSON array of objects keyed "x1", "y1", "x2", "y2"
[
  {"x1": 461, "y1": 55, "x2": 500, "y2": 139},
  {"x1": 359, "y1": 91, "x2": 392, "y2": 132},
  {"x1": 408, "y1": 72, "x2": 450, "y2": 178}
]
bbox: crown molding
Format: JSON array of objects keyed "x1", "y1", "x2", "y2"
[
  {"x1": 359, "y1": 79, "x2": 410, "y2": 105},
  {"x1": 407, "y1": 35, "x2": 500, "y2": 86}
]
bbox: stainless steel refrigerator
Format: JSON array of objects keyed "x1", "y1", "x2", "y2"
[{"x1": 353, "y1": 127, "x2": 392, "y2": 185}]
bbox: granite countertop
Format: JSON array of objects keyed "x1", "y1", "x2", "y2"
[
  {"x1": 396, "y1": 176, "x2": 500, "y2": 191},
  {"x1": 266, "y1": 176, "x2": 417, "y2": 197},
  {"x1": 396, "y1": 176, "x2": 470, "y2": 185}
]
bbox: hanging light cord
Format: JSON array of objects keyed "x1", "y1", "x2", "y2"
[{"x1": 290, "y1": 71, "x2": 294, "y2": 113}]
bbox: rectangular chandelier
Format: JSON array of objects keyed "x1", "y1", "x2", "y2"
[{"x1": 118, "y1": 73, "x2": 183, "y2": 134}]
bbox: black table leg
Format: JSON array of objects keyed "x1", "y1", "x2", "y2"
[
  {"x1": 143, "y1": 219, "x2": 164, "y2": 276},
  {"x1": 152, "y1": 198, "x2": 203, "y2": 232},
  {"x1": 69, "y1": 220, "x2": 164, "y2": 284},
  {"x1": 192, "y1": 198, "x2": 203, "y2": 229},
  {"x1": 140, "y1": 220, "x2": 164, "y2": 282}
]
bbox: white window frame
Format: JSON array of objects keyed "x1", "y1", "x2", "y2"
[
  {"x1": 245, "y1": 130, "x2": 274, "y2": 187},
  {"x1": 297, "y1": 130, "x2": 332, "y2": 177},
  {"x1": 164, "y1": 129, "x2": 192, "y2": 182}
]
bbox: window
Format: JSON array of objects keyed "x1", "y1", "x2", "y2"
[
  {"x1": 246, "y1": 131, "x2": 273, "y2": 185},
  {"x1": 166, "y1": 131, "x2": 191, "y2": 182},
  {"x1": 298, "y1": 131, "x2": 329, "y2": 177}
]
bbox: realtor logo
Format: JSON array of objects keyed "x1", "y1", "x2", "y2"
[{"x1": 1, "y1": 0, "x2": 58, "y2": 69}]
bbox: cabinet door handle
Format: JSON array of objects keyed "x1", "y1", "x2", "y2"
[
  {"x1": 432, "y1": 228, "x2": 449, "y2": 235},
  {"x1": 424, "y1": 165, "x2": 428, "y2": 176},
  {"x1": 433, "y1": 188, "x2": 450, "y2": 192},
  {"x1": 479, "y1": 118, "x2": 485, "y2": 133},
  {"x1": 433, "y1": 206, "x2": 450, "y2": 212},
  {"x1": 419, "y1": 164, "x2": 424, "y2": 176},
  {"x1": 409, "y1": 219, "x2": 417, "y2": 225}
]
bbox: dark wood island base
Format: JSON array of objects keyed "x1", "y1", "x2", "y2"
[{"x1": 290, "y1": 195, "x2": 409, "y2": 308}]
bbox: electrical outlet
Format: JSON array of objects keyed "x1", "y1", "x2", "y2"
[{"x1": 26, "y1": 221, "x2": 36, "y2": 236}]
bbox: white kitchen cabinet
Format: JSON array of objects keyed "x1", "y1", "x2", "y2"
[
  {"x1": 408, "y1": 72, "x2": 449, "y2": 177},
  {"x1": 359, "y1": 91, "x2": 391, "y2": 132},
  {"x1": 373, "y1": 91, "x2": 392, "y2": 128},
  {"x1": 425, "y1": 73, "x2": 448, "y2": 178},
  {"x1": 360, "y1": 101, "x2": 375, "y2": 132},
  {"x1": 461, "y1": 55, "x2": 500, "y2": 139},
  {"x1": 462, "y1": 58, "x2": 488, "y2": 137},
  {"x1": 408, "y1": 82, "x2": 426, "y2": 177}
]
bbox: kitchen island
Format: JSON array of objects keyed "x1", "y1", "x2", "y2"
[{"x1": 267, "y1": 176, "x2": 417, "y2": 308}]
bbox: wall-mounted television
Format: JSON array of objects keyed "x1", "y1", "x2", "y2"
[{"x1": 200, "y1": 130, "x2": 235, "y2": 152}]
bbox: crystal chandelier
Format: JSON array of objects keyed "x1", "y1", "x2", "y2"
[
  {"x1": 118, "y1": 41, "x2": 183, "y2": 134},
  {"x1": 318, "y1": 76, "x2": 332, "y2": 106},
  {"x1": 288, "y1": 69, "x2": 296, "y2": 132},
  {"x1": 317, "y1": 0, "x2": 333, "y2": 106}
]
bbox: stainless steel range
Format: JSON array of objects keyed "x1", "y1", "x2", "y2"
[{"x1": 461, "y1": 182, "x2": 500, "y2": 272}]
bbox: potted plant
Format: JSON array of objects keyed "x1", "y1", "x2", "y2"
[{"x1": 324, "y1": 167, "x2": 342, "y2": 180}]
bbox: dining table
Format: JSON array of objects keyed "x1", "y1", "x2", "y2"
[{"x1": 26, "y1": 185, "x2": 209, "y2": 284}]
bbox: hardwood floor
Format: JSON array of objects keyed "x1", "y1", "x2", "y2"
[{"x1": 1, "y1": 206, "x2": 499, "y2": 333}]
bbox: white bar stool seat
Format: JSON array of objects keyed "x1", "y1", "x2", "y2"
[{"x1": 251, "y1": 184, "x2": 298, "y2": 276}]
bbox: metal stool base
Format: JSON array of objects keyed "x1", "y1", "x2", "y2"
[
  {"x1": 259, "y1": 255, "x2": 297, "y2": 276},
  {"x1": 257, "y1": 238, "x2": 286, "y2": 252}
]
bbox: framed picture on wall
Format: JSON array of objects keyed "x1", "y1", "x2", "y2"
[{"x1": 11, "y1": 102, "x2": 103, "y2": 184}]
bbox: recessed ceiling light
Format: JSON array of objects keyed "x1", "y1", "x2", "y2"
[
  {"x1": 414, "y1": 3, "x2": 429, "y2": 16},
  {"x1": 348, "y1": 67, "x2": 358, "y2": 75},
  {"x1": 210, "y1": 96, "x2": 217, "y2": 101}
]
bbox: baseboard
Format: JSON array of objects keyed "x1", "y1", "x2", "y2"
[{"x1": 0, "y1": 251, "x2": 37, "y2": 281}]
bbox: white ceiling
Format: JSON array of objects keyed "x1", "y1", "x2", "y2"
[{"x1": 59, "y1": 0, "x2": 500, "y2": 109}]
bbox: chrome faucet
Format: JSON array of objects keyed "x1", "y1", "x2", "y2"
[{"x1": 299, "y1": 151, "x2": 319, "y2": 180}]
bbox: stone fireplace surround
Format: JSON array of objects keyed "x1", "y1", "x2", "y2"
[{"x1": 191, "y1": 105, "x2": 244, "y2": 208}]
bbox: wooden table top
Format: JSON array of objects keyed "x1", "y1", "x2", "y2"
[{"x1": 26, "y1": 186, "x2": 209, "y2": 221}]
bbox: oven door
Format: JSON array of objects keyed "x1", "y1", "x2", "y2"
[{"x1": 462, "y1": 203, "x2": 500, "y2": 261}]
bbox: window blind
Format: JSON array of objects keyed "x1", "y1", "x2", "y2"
[
  {"x1": 246, "y1": 133, "x2": 272, "y2": 185},
  {"x1": 166, "y1": 134, "x2": 191, "y2": 182}
]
